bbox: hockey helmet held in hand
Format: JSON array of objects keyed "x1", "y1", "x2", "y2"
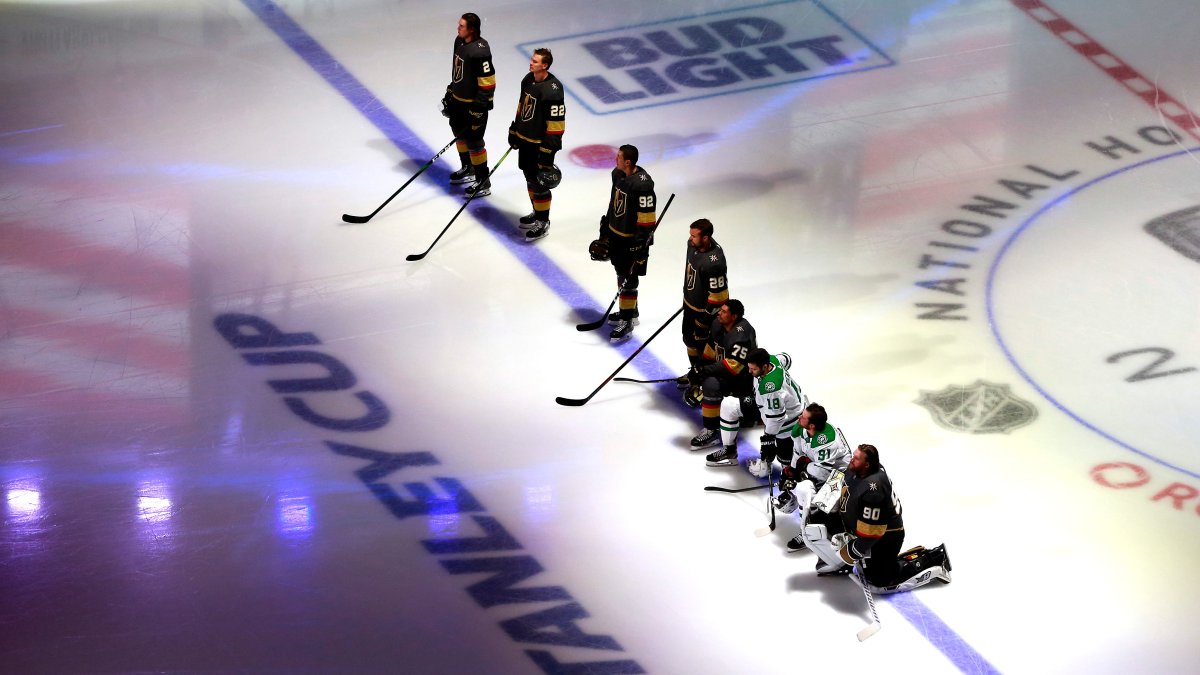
[
  {"x1": 746, "y1": 458, "x2": 770, "y2": 479},
  {"x1": 588, "y1": 238, "x2": 610, "y2": 261},
  {"x1": 536, "y1": 164, "x2": 562, "y2": 189},
  {"x1": 774, "y1": 489, "x2": 798, "y2": 514}
]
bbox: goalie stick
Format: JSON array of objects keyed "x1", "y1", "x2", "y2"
[
  {"x1": 406, "y1": 146, "x2": 512, "y2": 262},
  {"x1": 575, "y1": 193, "x2": 676, "y2": 331},
  {"x1": 342, "y1": 139, "x2": 455, "y2": 224},
  {"x1": 556, "y1": 306, "x2": 683, "y2": 406},
  {"x1": 855, "y1": 563, "x2": 882, "y2": 641}
]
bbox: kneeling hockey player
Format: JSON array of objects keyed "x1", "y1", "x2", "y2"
[{"x1": 801, "y1": 443, "x2": 951, "y2": 593}]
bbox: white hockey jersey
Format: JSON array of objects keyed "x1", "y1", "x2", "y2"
[{"x1": 754, "y1": 354, "x2": 807, "y2": 436}]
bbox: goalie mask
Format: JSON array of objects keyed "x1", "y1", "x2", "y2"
[{"x1": 536, "y1": 164, "x2": 562, "y2": 189}]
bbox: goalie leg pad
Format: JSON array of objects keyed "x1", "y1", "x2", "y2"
[
  {"x1": 803, "y1": 523, "x2": 847, "y2": 571},
  {"x1": 861, "y1": 564, "x2": 951, "y2": 595}
]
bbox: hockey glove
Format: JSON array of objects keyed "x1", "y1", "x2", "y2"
[
  {"x1": 795, "y1": 455, "x2": 812, "y2": 474},
  {"x1": 471, "y1": 97, "x2": 493, "y2": 112},
  {"x1": 835, "y1": 533, "x2": 863, "y2": 565},
  {"x1": 508, "y1": 123, "x2": 519, "y2": 149},
  {"x1": 759, "y1": 434, "x2": 777, "y2": 463},
  {"x1": 780, "y1": 465, "x2": 798, "y2": 492}
]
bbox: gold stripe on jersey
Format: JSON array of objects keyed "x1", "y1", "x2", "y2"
[
  {"x1": 708, "y1": 288, "x2": 729, "y2": 306},
  {"x1": 478, "y1": 75, "x2": 496, "y2": 90},
  {"x1": 637, "y1": 212, "x2": 656, "y2": 226},
  {"x1": 545, "y1": 120, "x2": 565, "y2": 135},
  {"x1": 855, "y1": 520, "x2": 888, "y2": 538},
  {"x1": 722, "y1": 358, "x2": 744, "y2": 375}
]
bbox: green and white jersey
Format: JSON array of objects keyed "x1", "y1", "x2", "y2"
[
  {"x1": 791, "y1": 422, "x2": 851, "y2": 482},
  {"x1": 754, "y1": 354, "x2": 807, "y2": 436}
]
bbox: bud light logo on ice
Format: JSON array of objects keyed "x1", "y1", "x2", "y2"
[{"x1": 520, "y1": 0, "x2": 894, "y2": 115}]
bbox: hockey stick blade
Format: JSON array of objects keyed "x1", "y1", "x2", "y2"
[
  {"x1": 342, "y1": 139, "x2": 455, "y2": 224},
  {"x1": 754, "y1": 524, "x2": 775, "y2": 538},
  {"x1": 703, "y1": 484, "x2": 772, "y2": 493},
  {"x1": 575, "y1": 307, "x2": 613, "y2": 332},
  {"x1": 574, "y1": 193, "x2": 675, "y2": 332},
  {"x1": 614, "y1": 376, "x2": 680, "y2": 384},
  {"x1": 556, "y1": 306, "x2": 683, "y2": 406},
  {"x1": 857, "y1": 622, "x2": 881, "y2": 642},
  {"x1": 406, "y1": 146, "x2": 511, "y2": 261}
]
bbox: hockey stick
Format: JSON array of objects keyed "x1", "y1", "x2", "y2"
[
  {"x1": 342, "y1": 139, "x2": 456, "y2": 224},
  {"x1": 855, "y1": 563, "x2": 882, "y2": 641},
  {"x1": 613, "y1": 376, "x2": 680, "y2": 384},
  {"x1": 702, "y1": 483, "x2": 772, "y2": 494},
  {"x1": 406, "y1": 146, "x2": 513, "y2": 261},
  {"x1": 575, "y1": 193, "x2": 676, "y2": 331},
  {"x1": 556, "y1": 306, "x2": 684, "y2": 406},
  {"x1": 753, "y1": 473, "x2": 777, "y2": 537}
]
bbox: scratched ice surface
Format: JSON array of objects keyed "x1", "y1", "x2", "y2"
[{"x1": 2, "y1": 1, "x2": 1199, "y2": 672}]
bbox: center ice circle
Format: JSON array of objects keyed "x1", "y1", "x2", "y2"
[{"x1": 986, "y1": 148, "x2": 1200, "y2": 480}]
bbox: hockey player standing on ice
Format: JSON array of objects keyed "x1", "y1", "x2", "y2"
[
  {"x1": 781, "y1": 403, "x2": 851, "y2": 552},
  {"x1": 804, "y1": 444, "x2": 951, "y2": 592},
  {"x1": 509, "y1": 48, "x2": 566, "y2": 242},
  {"x1": 738, "y1": 348, "x2": 808, "y2": 481},
  {"x1": 592, "y1": 144, "x2": 656, "y2": 343},
  {"x1": 444, "y1": 13, "x2": 496, "y2": 198},
  {"x1": 683, "y1": 300, "x2": 757, "y2": 466},
  {"x1": 678, "y1": 219, "x2": 729, "y2": 380}
]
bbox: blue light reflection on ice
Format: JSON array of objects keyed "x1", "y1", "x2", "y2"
[
  {"x1": 276, "y1": 494, "x2": 314, "y2": 539},
  {"x1": 137, "y1": 475, "x2": 175, "y2": 542},
  {"x1": 6, "y1": 481, "x2": 43, "y2": 528},
  {"x1": 425, "y1": 497, "x2": 462, "y2": 541},
  {"x1": 522, "y1": 484, "x2": 555, "y2": 525}
]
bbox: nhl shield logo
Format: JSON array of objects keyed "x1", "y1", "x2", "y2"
[
  {"x1": 1145, "y1": 205, "x2": 1200, "y2": 263},
  {"x1": 915, "y1": 380, "x2": 1036, "y2": 434}
]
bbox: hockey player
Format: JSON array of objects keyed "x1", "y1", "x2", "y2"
[
  {"x1": 740, "y1": 348, "x2": 808, "y2": 482},
  {"x1": 509, "y1": 48, "x2": 566, "y2": 242},
  {"x1": 803, "y1": 444, "x2": 951, "y2": 593},
  {"x1": 444, "y1": 13, "x2": 496, "y2": 197},
  {"x1": 683, "y1": 300, "x2": 756, "y2": 466},
  {"x1": 594, "y1": 144, "x2": 656, "y2": 343},
  {"x1": 678, "y1": 219, "x2": 728, "y2": 374},
  {"x1": 781, "y1": 403, "x2": 851, "y2": 552}
]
